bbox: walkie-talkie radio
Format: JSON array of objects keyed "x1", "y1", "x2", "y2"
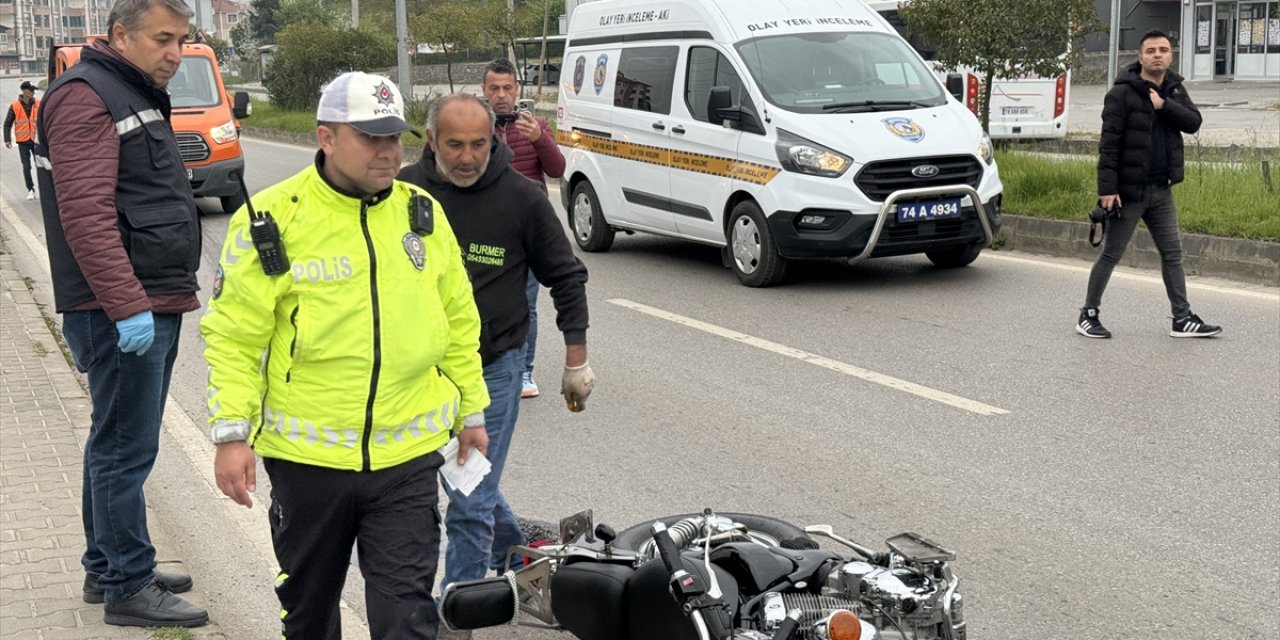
[{"x1": 235, "y1": 172, "x2": 290, "y2": 276}]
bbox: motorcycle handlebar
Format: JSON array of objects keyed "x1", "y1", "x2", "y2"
[{"x1": 651, "y1": 522, "x2": 685, "y2": 578}]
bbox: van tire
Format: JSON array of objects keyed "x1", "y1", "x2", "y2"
[
  {"x1": 569, "y1": 181, "x2": 614, "y2": 252},
  {"x1": 925, "y1": 242, "x2": 983, "y2": 268},
  {"x1": 727, "y1": 201, "x2": 787, "y2": 287},
  {"x1": 219, "y1": 192, "x2": 246, "y2": 214}
]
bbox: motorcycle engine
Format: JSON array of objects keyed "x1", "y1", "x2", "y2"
[
  {"x1": 761, "y1": 592, "x2": 862, "y2": 639},
  {"x1": 831, "y1": 561, "x2": 963, "y2": 640}
]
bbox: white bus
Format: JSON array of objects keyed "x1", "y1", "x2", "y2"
[{"x1": 867, "y1": 0, "x2": 1070, "y2": 140}]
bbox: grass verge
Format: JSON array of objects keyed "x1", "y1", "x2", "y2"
[
  {"x1": 245, "y1": 99, "x2": 427, "y2": 150},
  {"x1": 996, "y1": 149, "x2": 1280, "y2": 241}
]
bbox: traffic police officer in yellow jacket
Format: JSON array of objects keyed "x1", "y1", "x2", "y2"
[{"x1": 201, "y1": 72, "x2": 490, "y2": 639}]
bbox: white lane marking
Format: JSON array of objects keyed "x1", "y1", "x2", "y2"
[
  {"x1": 981, "y1": 252, "x2": 1278, "y2": 301},
  {"x1": 609, "y1": 298, "x2": 1010, "y2": 417},
  {"x1": 0, "y1": 199, "x2": 372, "y2": 636}
]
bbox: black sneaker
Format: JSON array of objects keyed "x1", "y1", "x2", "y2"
[
  {"x1": 1170, "y1": 313, "x2": 1222, "y2": 338},
  {"x1": 1076, "y1": 307, "x2": 1112, "y2": 339},
  {"x1": 103, "y1": 578, "x2": 209, "y2": 628},
  {"x1": 84, "y1": 569, "x2": 193, "y2": 604}
]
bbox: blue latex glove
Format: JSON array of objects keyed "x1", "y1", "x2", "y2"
[{"x1": 115, "y1": 310, "x2": 155, "y2": 355}]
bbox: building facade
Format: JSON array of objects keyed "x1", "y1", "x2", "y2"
[
  {"x1": 0, "y1": 0, "x2": 109, "y2": 75},
  {"x1": 1184, "y1": 0, "x2": 1280, "y2": 79},
  {"x1": 1091, "y1": 0, "x2": 1279, "y2": 80}
]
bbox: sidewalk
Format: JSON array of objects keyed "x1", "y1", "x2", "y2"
[
  {"x1": 0, "y1": 247, "x2": 226, "y2": 639},
  {"x1": 1068, "y1": 79, "x2": 1280, "y2": 147}
]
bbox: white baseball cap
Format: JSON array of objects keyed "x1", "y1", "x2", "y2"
[{"x1": 316, "y1": 71, "x2": 422, "y2": 138}]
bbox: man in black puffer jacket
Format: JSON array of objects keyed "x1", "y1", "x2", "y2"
[{"x1": 1077, "y1": 29, "x2": 1221, "y2": 340}]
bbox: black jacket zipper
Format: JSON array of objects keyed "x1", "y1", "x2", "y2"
[
  {"x1": 286, "y1": 305, "x2": 299, "y2": 382},
  {"x1": 359, "y1": 201, "x2": 382, "y2": 472}
]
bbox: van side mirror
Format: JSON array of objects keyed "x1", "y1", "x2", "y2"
[
  {"x1": 707, "y1": 86, "x2": 765, "y2": 135},
  {"x1": 945, "y1": 73, "x2": 964, "y2": 102},
  {"x1": 233, "y1": 91, "x2": 251, "y2": 120},
  {"x1": 707, "y1": 86, "x2": 734, "y2": 121}
]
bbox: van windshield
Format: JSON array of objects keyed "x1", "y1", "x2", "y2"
[
  {"x1": 169, "y1": 56, "x2": 221, "y2": 109},
  {"x1": 736, "y1": 32, "x2": 946, "y2": 113}
]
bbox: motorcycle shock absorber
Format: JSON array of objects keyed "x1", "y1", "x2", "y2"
[{"x1": 666, "y1": 518, "x2": 704, "y2": 549}]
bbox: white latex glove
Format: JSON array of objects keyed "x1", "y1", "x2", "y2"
[{"x1": 561, "y1": 362, "x2": 595, "y2": 412}]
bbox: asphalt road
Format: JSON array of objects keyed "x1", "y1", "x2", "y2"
[{"x1": 2, "y1": 75, "x2": 1277, "y2": 639}]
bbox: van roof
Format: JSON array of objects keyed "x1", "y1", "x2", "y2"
[{"x1": 567, "y1": 0, "x2": 890, "y2": 45}]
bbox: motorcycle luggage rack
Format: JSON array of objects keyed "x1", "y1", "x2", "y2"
[
  {"x1": 504, "y1": 547, "x2": 557, "y2": 625},
  {"x1": 885, "y1": 532, "x2": 955, "y2": 563}
]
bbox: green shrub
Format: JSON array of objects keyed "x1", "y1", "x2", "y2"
[
  {"x1": 996, "y1": 150, "x2": 1280, "y2": 241},
  {"x1": 265, "y1": 23, "x2": 395, "y2": 111}
]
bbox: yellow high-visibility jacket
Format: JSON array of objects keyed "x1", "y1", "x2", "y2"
[{"x1": 201, "y1": 162, "x2": 489, "y2": 471}]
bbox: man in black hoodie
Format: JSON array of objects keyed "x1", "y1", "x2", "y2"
[
  {"x1": 1077, "y1": 29, "x2": 1220, "y2": 339},
  {"x1": 399, "y1": 93, "x2": 594, "y2": 618}
]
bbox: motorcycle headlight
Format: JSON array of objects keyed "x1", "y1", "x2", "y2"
[
  {"x1": 977, "y1": 133, "x2": 994, "y2": 165},
  {"x1": 775, "y1": 129, "x2": 852, "y2": 178},
  {"x1": 210, "y1": 120, "x2": 239, "y2": 145}
]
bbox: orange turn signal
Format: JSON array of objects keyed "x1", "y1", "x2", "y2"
[{"x1": 827, "y1": 609, "x2": 862, "y2": 640}]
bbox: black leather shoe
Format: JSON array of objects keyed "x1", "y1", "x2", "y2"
[
  {"x1": 84, "y1": 569, "x2": 194, "y2": 604},
  {"x1": 103, "y1": 579, "x2": 208, "y2": 628}
]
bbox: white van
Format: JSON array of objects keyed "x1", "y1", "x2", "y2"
[{"x1": 556, "y1": 0, "x2": 1004, "y2": 286}]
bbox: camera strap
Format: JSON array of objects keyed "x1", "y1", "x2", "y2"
[{"x1": 1089, "y1": 218, "x2": 1105, "y2": 248}]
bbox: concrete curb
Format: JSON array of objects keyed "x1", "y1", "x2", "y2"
[{"x1": 995, "y1": 214, "x2": 1280, "y2": 287}]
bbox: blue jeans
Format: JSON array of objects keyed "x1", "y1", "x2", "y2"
[
  {"x1": 523, "y1": 270, "x2": 539, "y2": 376},
  {"x1": 442, "y1": 348, "x2": 526, "y2": 590},
  {"x1": 17, "y1": 141, "x2": 35, "y2": 191},
  {"x1": 62, "y1": 310, "x2": 183, "y2": 603}
]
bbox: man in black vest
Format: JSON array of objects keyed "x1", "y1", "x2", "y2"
[{"x1": 34, "y1": 0, "x2": 208, "y2": 627}]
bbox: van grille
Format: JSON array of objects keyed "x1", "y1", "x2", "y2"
[
  {"x1": 854, "y1": 155, "x2": 983, "y2": 202},
  {"x1": 175, "y1": 133, "x2": 210, "y2": 163}
]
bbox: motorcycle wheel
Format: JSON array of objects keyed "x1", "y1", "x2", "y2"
[{"x1": 611, "y1": 512, "x2": 812, "y2": 553}]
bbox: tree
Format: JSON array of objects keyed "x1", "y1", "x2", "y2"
[
  {"x1": 265, "y1": 23, "x2": 396, "y2": 110},
  {"x1": 901, "y1": 0, "x2": 1102, "y2": 132},
  {"x1": 479, "y1": 0, "x2": 537, "y2": 65},
  {"x1": 245, "y1": 0, "x2": 283, "y2": 45},
  {"x1": 276, "y1": 0, "x2": 342, "y2": 30},
  {"x1": 411, "y1": 1, "x2": 482, "y2": 92}
]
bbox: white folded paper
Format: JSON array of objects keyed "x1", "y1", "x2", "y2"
[{"x1": 439, "y1": 439, "x2": 492, "y2": 497}]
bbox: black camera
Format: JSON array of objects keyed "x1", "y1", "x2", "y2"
[{"x1": 1090, "y1": 203, "x2": 1122, "y2": 222}]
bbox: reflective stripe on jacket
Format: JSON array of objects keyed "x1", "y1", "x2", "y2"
[
  {"x1": 10, "y1": 99, "x2": 38, "y2": 142},
  {"x1": 201, "y1": 163, "x2": 489, "y2": 472}
]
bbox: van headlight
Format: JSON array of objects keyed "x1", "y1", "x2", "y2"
[
  {"x1": 210, "y1": 120, "x2": 239, "y2": 145},
  {"x1": 775, "y1": 129, "x2": 852, "y2": 178},
  {"x1": 977, "y1": 133, "x2": 994, "y2": 165}
]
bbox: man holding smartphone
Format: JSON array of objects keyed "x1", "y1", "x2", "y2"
[{"x1": 481, "y1": 59, "x2": 566, "y2": 399}]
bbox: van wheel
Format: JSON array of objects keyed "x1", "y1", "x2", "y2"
[
  {"x1": 569, "y1": 181, "x2": 614, "y2": 252},
  {"x1": 926, "y1": 242, "x2": 983, "y2": 268},
  {"x1": 219, "y1": 192, "x2": 245, "y2": 214},
  {"x1": 727, "y1": 200, "x2": 787, "y2": 287}
]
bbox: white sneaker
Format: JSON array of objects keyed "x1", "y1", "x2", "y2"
[{"x1": 27, "y1": 190, "x2": 36, "y2": 200}]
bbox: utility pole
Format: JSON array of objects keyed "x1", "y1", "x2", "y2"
[
  {"x1": 506, "y1": 0, "x2": 516, "y2": 64},
  {"x1": 1106, "y1": 0, "x2": 1121, "y2": 88},
  {"x1": 395, "y1": 0, "x2": 411, "y2": 102},
  {"x1": 351, "y1": 0, "x2": 359, "y2": 28},
  {"x1": 539, "y1": 0, "x2": 551, "y2": 87}
]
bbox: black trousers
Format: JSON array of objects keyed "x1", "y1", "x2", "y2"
[{"x1": 264, "y1": 453, "x2": 445, "y2": 640}]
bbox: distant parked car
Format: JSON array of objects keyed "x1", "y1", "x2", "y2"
[{"x1": 521, "y1": 63, "x2": 560, "y2": 86}]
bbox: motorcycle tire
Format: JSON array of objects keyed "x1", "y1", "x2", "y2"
[{"x1": 611, "y1": 512, "x2": 812, "y2": 553}]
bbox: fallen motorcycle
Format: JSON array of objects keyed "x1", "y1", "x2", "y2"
[{"x1": 439, "y1": 509, "x2": 966, "y2": 640}]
